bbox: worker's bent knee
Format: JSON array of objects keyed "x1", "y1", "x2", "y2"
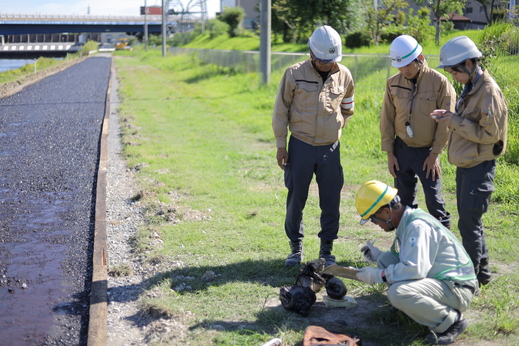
[{"x1": 387, "y1": 281, "x2": 417, "y2": 310}]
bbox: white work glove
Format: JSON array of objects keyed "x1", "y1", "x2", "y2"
[
  {"x1": 360, "y1": 240, "x2": 383, "y2": 262},
  {"x1": 356, "y1": 267, "x2": 384, "y2": 285}
]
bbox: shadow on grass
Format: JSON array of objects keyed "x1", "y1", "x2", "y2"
[{"x1": 108, "y1": 258, "x2": 431, "y2": 345}]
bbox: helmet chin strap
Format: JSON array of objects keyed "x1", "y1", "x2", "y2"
[
  {"x1": 384, "y1": 197, "x2": 400, "y2": 231},
  {"x1": 459, "y1": 63, "x2": 478, "y2": 83}
]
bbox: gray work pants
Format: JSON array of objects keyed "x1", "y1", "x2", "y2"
[
  {"x1": 284, "y1": 136, "x2": 344, "y2": 242},
  {"x1": 377, "y1": 252, "x2": 477, "y2": 333}
]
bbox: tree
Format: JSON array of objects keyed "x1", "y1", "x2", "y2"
[
  {"x1": 415, "y1": 0, "x2": 466, "y2": 45},
  {"x1": 271, "y1": 0, "x2": 362, "y2": 44},
  {"x1": 363, "y1": 0, "x2": 409, "y2": 45},
  {"x1": 475, "y1": 0, "x2": 495, "y2": 24},
  {"x1": 406, "y1": 7, "x2": 435, "y2": 43},
  {"x1": 217, "y1": 6, "x2": 246, "y2": 38},
  {"x1": 317, "y1": 0, "x2": 364, "y2": 34},
  {"x1": 271, "y1": 0, "x2": 300, "y2": 43}
]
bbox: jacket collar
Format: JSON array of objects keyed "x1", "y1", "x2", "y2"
[
  {"x1": 307, "y1": 58, "x2": 340, "y2": 76},
  {"x1": 466, "y1": 68, "x2": 487, "y2": 96}
]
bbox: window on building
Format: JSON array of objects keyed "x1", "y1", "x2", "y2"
[
  {"x1": 480, "y1": 6, "x2": 485, "y2": 13},
  {"x1": 466, "y1": 7, "x2": 473, "y2": 13}
]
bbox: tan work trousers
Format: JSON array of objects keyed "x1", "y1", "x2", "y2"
[{"x1": 377, "y1": 251, "x2": 477, "y2": 333}]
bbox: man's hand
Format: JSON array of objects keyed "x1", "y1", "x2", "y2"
[
  {"x1": 387, "y1": 152, "x2": 399, "y2": 178},
  {"x1": 276, "y1": 148, "x2": 288, "y2": 170},
  {"x1": 423, "y1": 153, "x2": 440, "y2": 181},
  {"x1": 430, "y1": 109, "x2": 454, "y2": 124},
  {"x1": 360, "y1": 240, "x2": 383, "y2": 262},
  {"x1": 356, "y1": 267, "x2": 384, "y2": 285}
]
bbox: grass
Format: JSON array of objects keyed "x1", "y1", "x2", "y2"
[{"x1": 112, "y1": 46, "x2": 519, "y2": 346}]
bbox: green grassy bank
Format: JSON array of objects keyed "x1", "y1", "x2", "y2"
[{"x1": 113, "y1": 46, "x2": 519, "y2": 345}]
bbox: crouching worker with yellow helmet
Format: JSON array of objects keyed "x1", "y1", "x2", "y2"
[{"x1": 355, "y1": 180, "x2": 478, "y2": 345}]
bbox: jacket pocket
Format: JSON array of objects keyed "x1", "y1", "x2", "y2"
[
  {"x1": 418, "y1": 90, "x2": 437, "y2": 103},
  {"x1": 325, "y1": 86, "x2": 345, "y2": 113},
  {"x1": 294, "y1": 82, "x2": 319, "y2": 113},
  {"x1": 391, "y1": 87, "x2": 411, "y2": 114},
  {"x1": 461, "y1": 107, "x2": 481, "y2": 123}
]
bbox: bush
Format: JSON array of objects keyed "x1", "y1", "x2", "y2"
[
  {"x1": 479, "y1": 22, "x2": 519, "y2": 56},
  {"x1": 406, "y1": 7, "x2": 435, "y2": 44},
  {"x1": 477, "y1": 23, "x2": 519, "y2": 166},
  {"x1": 380, "y1": 25, "x2": 408, "y2": 44},
  {"x1": 345, "y1": 30, "x2": 372, "y2": 49},
  {"x1": 82, "y1": 40, "x2": 98, "y2": 55},
  {"x1": 148, "y1": 35, "x2": 163, "y2": 46},
  {"x1": 217, "y1": 6, "x2": 246, "y2": 38},
  {"x1": 168, "y1": 31, "x2": 199, "y2": 47},
  {"x1": 208, "y1": 18, "x2": 230, "y2": 39}
]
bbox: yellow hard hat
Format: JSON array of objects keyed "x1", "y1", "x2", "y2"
[{"x1": 355, "y1": 180, "x2": 398, "y2": 225}]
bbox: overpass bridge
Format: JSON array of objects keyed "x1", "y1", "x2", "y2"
[
  {"x1": 0, "y1": 13, "x2": 178, "y2": 58},
  {"x1": 0, "y1": 13, "x2": 173, "y2": 36}
]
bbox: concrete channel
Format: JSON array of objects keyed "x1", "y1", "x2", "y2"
[{"x1": 0, "y1": 54, "x2": 112, "y2": 345}]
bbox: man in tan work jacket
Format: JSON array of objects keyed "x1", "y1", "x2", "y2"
[
  {"x1": 272, "y1": 25, "x2": 354, "y2": 267},
  {"x1": 380, "y1": 35, "x2": 455, "y2": 230}
]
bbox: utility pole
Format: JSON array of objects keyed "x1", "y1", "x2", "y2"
[
  {"x1": 260, "y1": 0, "x2": 271, "y2": 85},
  {"x1": 144, "y1": 0, "x2": 149, "y2": 51},
  {"x1": 162, "y1": 0, "x2": 167, "y2": 57}
]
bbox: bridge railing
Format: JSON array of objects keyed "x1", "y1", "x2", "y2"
[{"x1": 0, "y1": 13, "x2": 163, "y2": 21}]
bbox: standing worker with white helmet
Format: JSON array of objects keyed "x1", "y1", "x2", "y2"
[
  {"x1": 355, "y1": 180, "x2": 478, "y2": 345},
  {"x1": 430, "y1": 36, "x2": 508, "y2": 287},
  {"x1": 379, "y1": 35, "x2": 455, "y2": 235},
  {"x1": 272, "y1": 25, "x2": 355, "y2": 267}
]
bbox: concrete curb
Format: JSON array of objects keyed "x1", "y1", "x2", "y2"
[{"x1": 87, "y1": 56, "x2": 113, "y2": 346}]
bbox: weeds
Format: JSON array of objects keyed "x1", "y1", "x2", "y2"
[{"x1": 110, "y1": 44, "x2": 519, "y2": 345}]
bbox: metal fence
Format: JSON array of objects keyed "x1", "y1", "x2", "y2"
[
  {"x1": 168, "y1": 46, "x2": 441, "y2": 90},
  {"x1": 168, "y1": 46, "x2": 518, "y2": 99}
]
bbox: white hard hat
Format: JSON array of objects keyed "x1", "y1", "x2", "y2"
[
  {"x1": 438, "y1": 36, "x2": 482, "y2": 69},
  {"x1": 390, "y1": 35, "x2": 422, "y2": 68},
  {"x1": 308, "y1": 25, "x2": 342, "y2": 63}
]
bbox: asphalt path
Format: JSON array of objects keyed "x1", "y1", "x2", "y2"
[{"x1": 0, "y1": 55, "x2": 111, "y2": 345}]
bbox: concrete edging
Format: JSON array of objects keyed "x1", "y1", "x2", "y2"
[{"x1": 87, "y1": 56, "x2": 113, "y2": 346}]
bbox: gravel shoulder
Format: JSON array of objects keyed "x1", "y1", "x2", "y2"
[
  {"x1": 105, "y1": 65, "x2": 149, "y2": 345},
  {"x1": 105, "y1": 62, "x2": 183, "y2": 345}
]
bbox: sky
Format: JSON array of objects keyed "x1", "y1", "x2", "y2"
[{"x1": 1, "y1": 0, "x2": 222, "y2": 18}]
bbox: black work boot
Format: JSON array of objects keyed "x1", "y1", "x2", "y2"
[
  {"x1": 319, "y1": 239, "x2": 336, "y2": 267},
  {"x1": 285, "y1": 241, "x2": 303, "y2": 267},
  {"x1": 477, "y1": 258, "x2": 492, "y2": 286},
  {"x1": 425, "y1": 313, "x2": 469, "y2": 345}
]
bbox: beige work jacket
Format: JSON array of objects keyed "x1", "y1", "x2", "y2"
[
  {"x1": 447, "y1": 69, "x2": 508, "y2": 168},
  {"x1": 272, "y1": 59, "x2": 355, "y2": 148},
  {"x1": 380, "y1": 62, "x2": 455, "y2": 155}
]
